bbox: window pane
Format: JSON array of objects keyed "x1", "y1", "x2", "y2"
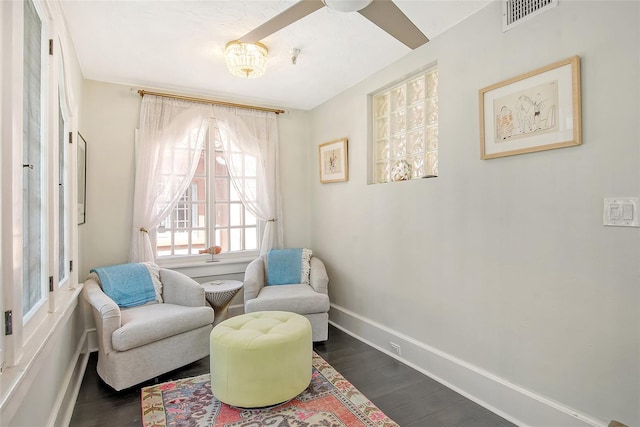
[
  {"x1": 216, "y1": 203, "x2": 229, "y2": 227},
  {"x1": 375, "y1": 93, "x2": 389, "y2": 117},
  {"x1": 376, "y1": 162, "x2": 390, "y2": 183},
  {"x1": 58, "y1": 100, "x2": 67, "y2": 282},
  {"x1": 408, "y1": 104, "x2": 425, "y2": 129},
  {"x1": 376, "y1": 117, "x2": 389, "y2": 139},
  {"x1": 229, "y1": 181, "x2": 240, "y2": 202},
  {"x1": 215, "y1": 177, "x2": 228, "y2": 201},
  {"x1": 156, "y1": 154, "x2": 207, "y2": 257},
  {"x1": 173, "y1": 231, "x2": 190, "y2": 254},
  {"x1": 23, "y1": 0, "x2": 44, "y2": 315},
  {"x1": 231, "y1": 153, "x2": 242, "y2": 170},
  {"x1": 376, "y1": 139, "x2": 390, "y2": 159},
  {"x1": 245, "y1": 208, "x2": 256, "y2": 226},
  {"x1": 192, "y1": 202, "x2": 206, "y2": 227},
  {"x1": 409, "y1": 155, "x2": 425, "y2": 179},
  {"x1": 408, "y1": 130, "x2": 425, "y2": 155},
  {"x1": 427, "y1": 151, "x2": 438, "y2": 176},
  {"x1": 244, "y1": 156, "x2": 256, "y2": 177},
  {"x1": 426, "y1": 98, "x2": 438, "y2": 125},
  {"x1": 426, "y1": 72, "x2": 438, "y2": 98},
  {"x1": 391, "y1": 86, "x2": 406, "y2": 111},
  {"x1": 391, "y1": 135, "x2": 406, "y2": 158},
  {"x1": 230, "y1": 228, "x2": 242, "y2": 252},
  {"x1": 156, "y1": 228, "x2": 172, "y2": 256},
  {"x1": 426, "y1": 126, "x2": 439, "y2": 151},
  {"x1": 408, "y1": 76, "x2": 425, "y2": 103},
  {"x1": 390, "y1": 111, "x2": 406, "y2": 134},
  {"x1": 245, "y1": 227, "x2": 257, "y2": 250},
  {"x1": 191, "y1": 230, "x2": 206, "y2": 254},
  {"x1": 215, "y1": 153, "x2": 227, "y2": 176},
  {"x1": 216, "y1": 228, "x2": 229, "y2": 252},
  {"x1": 244, "y1": 178, "x2": 256, "y2": 201},
  {"x1": 230, "y1": 203, "x2": 242, "y2": 227}
]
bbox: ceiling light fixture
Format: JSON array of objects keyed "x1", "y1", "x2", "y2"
[
  {"x1": 322, "y1": 0, "x2": 372, "y2": 13},
  {"x1": 224, "y1": 40, "x2": 268, "y2": 79}
]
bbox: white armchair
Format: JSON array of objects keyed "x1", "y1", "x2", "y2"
[
  {"x1": 243, "y1": 255, "x2": 330, "y2": 342},
  {"x1": 83, "y1": 268, "x2": 214, "y2": 390}
]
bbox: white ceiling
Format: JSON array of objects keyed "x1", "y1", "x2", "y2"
[{"x1": 60, "y1": 0, "x2": 491, "y2": 111}]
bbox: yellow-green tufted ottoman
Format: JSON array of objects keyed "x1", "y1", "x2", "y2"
[{"x1": 209, "y1": 311, "x2": 312, "y2": 408}]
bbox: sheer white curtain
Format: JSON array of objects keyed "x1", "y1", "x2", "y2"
[
  {"x1": 129, "y1": 95, "x2": 212, "y2": 262},
  {"x1": 212, "y1": 105, "x2": 282, "y2": 256}
]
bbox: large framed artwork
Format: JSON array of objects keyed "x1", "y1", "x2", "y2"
[
  {"x1": 77, "y1": 132, "x2": 87, "y2": 225},
  {"x1": 479, "y1": 56, "x2": 581, "y2": 159},
  {"x1": 319, "y1": 138, "x2": 348, "y2": 183}
]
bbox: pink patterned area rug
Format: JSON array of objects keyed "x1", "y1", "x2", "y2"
[{"x1": 142, "y1": 352, "x2": 398, "y2": 427}]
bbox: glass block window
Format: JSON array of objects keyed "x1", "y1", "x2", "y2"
[{"x1": 373, "y1": 67, "x2": 438, "y2": 183}]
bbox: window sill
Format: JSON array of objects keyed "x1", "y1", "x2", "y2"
[
  {"x1": 0, "y1": 284, "x2": 83, "y2": 420},
  {"x1": 158, "y1": 256, "x2": 257, "y2": 279}
]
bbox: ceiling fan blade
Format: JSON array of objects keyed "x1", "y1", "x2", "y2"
[
  {"x1": 239, "y1": 0, "x2": 325, "y2": 43},
  {"x1": 358, "y1": 0, "x2": 429, "y2": 49}
]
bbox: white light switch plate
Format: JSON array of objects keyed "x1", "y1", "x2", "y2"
[{"x1": 604, "y1": 198, "x2": 639, "y2": 227}]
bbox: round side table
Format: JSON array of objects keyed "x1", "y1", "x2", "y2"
[{"x1": 201, "y1": 280, "x2": 243, "y2": 325}]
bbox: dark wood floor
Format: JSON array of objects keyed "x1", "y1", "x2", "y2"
[{"x1": 70, "y1": 325, "x2": 516, "y2": 427}]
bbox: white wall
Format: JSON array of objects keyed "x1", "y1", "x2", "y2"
[
  {"x1": 310, "y1": 1, "x2": 639, "y2": 426},
  {"x1": 78, "y1": 80, "x2": 312, "y2": 278},
  {"x1": 1, "y1": 1, "x2": 89, "y2": 425},
  {"x1": 78, "y1": 81, "x2": 139, "y2": 277}
]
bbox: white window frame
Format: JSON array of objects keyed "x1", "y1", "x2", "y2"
[
  {"x1": 56, "y1": 93, "x2": 71, "y2": 290},
  {"x1": 155, "y1": 134, "x2": 261, "y2": 265},
  {"x1": 212, "y1": 137, "x2": 260, "y2": 255},
  {"x1": 21, "y1": 0, "x2": 51, "y2": 344},
  {"x1": 1, "y1": 0, "x2": 78, "y2": 372}
]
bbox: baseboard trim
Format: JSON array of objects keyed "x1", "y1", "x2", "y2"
[
  {"x1": 329, "y1": 304, "x2": 607, "y2": 427},
  {"x1": 49, "y1": 329, "x2": 90, "y2": 427}
]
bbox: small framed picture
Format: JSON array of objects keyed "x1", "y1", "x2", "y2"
[
  {"x1": 319, "y1": 138, "x2": 348, "y2": 183},
  {"x1": 479, "y1": 56, "x2": 581, "y2": 159}
]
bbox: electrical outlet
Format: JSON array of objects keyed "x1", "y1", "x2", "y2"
[{"x1": 390, "y1": 342, "x2": 401, "y2": 356}]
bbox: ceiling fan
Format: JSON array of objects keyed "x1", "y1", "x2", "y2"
[{"x1": 238, "y1": 0, "x2": 429, "y2": 50}]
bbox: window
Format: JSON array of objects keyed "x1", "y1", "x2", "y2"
[
  {"x1": 22, "y1": 0, "x2": 47, "y2": 319},
  {"x1": 1, "y1": 0, "x2": 78, "y2": 377},
  {"x1": 213, "y1": 139, "x2": 258, "y2": 253},
  {"x1": 57, "y1": 96, "x2": 69, "y2": 286},
  {"x1": 372, "y1": 67, "x2": 439, "y2": 183},
  {"x1": 156, "y1": 136, "x2": 259, "y2": 259},
  {"x1": 157, "y1": 153, "x2": 206, "y2": 256}
]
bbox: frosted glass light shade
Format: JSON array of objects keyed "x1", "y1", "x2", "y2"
[
  {"x1": 224, "y1": 41, "x2": 268, "y2": 79},
  {"x1": 323, "y1": 0, "x2": 372, "y2": 12}
]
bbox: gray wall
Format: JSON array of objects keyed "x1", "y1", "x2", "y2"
[
  {"x1": 309, "y1": 1, "x2": 639, "y2": 425},
  {"x1": 74, "y1": 1, "x2": 639, "y2": 425}
]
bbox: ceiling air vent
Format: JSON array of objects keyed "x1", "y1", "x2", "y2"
[{"x1": 503, "y1": 0, "x2": 558, "y2": 31}]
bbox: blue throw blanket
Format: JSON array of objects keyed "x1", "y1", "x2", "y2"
[
  {"x1": 91, "y1": 263, "x2": 156, "y2": 308},
  {"x1": 266, "y1": 248, "x2": 312, "y2": 286}
]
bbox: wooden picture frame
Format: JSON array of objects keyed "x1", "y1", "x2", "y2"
[
  {"x1": 77, "y1": 132, "x2": 87, "y2": 225},
  {"x1": 479, "y1": 56, "x2": 581, "y2": 159},
  {"x1": 319, "y1": 138, "x2": 348, "y2": 183}
]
